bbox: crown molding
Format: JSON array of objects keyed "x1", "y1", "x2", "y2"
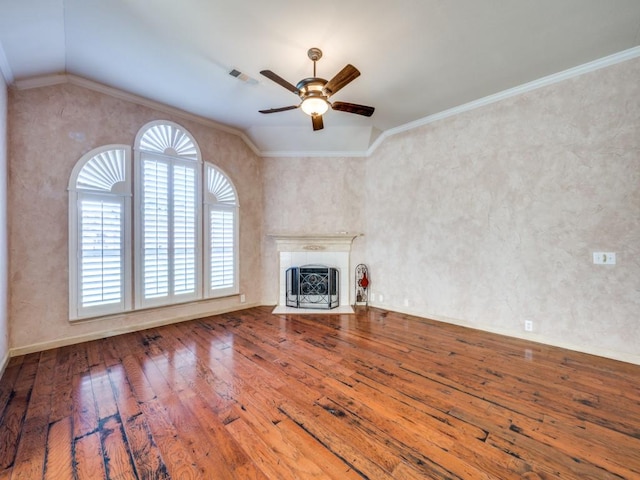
[
  {"x1": 9, "y1": 45, "x2": 640, "y2": 158},
  {"x1": 12, "y1": 73, "x2": 263, "y2": 157},
  {"x1": 259, "y1": 149, "x2": 369, "y2": 158},
  {"x1": 382, "y1": 45, "x2": 640, "y2": 143},
  {"x1": 279, "y1": 45, "x2": 640, "y2": 158}
]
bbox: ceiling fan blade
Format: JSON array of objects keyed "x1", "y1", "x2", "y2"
[
  {"x1": 259, "y1": 105, "x2": 299, "y2": 114},
  {"x1": 331, "y1": 101, "x2": 375, "y2": 117},
  {"x1": 260, "y1": 70, "x2": 300, "y2": 94},
  {"x1": 312, "y1": 114, "x2": 324, "y2": 131},
  {"x1": 323, "y1": 64, "x2": 360, "y2": 96}
]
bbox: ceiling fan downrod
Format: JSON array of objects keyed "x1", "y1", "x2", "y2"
[{"x1": 307, "y1": 47, "x2": 322, "y2": 77}]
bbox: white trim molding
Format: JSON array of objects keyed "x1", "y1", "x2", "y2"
[
  {"x1": 373, "y1": 303, "x2": 640, "y2": 367},
  {"x1": 9, "y1": 46, "x2": 640, "y2": 158},
  {"x1": 382, "y1": 45, "x2": 640, "y2": 143},
  {"x1": 268, "y1": 232, "x2": 362, "y2": 252}
]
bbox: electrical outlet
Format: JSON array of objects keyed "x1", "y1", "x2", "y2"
[
  {"x1": 379, "y1": 294, "x2": 384, "y2": 303},
  {"x1": 593, "y1": 252, "x2": 616, "y2": 265},
  {"x1": 403, "y1": 298, "x2": 409, "y2": 307},
  {"x1": 240, "y1": 294, "x2": 246, "y2": 303},
  {"x1": 524, "y1": 320, "x2": 533, "y2": 332}
]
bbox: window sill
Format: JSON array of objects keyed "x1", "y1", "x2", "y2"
[{"x1": 69, "y1": 293, "x2": 242, "y2": 324}]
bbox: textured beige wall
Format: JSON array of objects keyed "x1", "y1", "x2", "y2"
[
  {"x1": 0, "y1": 73, "x2": 8, "y2": 369},
  {"x1": 365, "y1": 57, "x2": 640, "y2": 363},
  {"x1": 262, "y1": 58, "x2": 640, "y2": 364},
  {"x1": 8, "y1": 83, "x2": 263, "y2": 352},
  {"x1": 261, "y1": 156, "x2": 367, "y2": 304},
  {"x1": 7, "y1": 57, "x2": 640, "y2": 364}
]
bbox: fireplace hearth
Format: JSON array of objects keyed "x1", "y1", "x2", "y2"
[{"x1": 286, "y1": 265, "x2": 339, "y2": 309}]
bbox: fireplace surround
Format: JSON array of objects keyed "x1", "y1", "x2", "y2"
[{"x1": 269, "y1": 233, "x2": 361, "y2": 314}]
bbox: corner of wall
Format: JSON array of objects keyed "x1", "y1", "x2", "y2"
[{"x1": 0, "y1": 70, "x2": 9, "y2": 377}]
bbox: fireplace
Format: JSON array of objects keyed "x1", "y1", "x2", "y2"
[
  {"x1": 268, "y1": 233, "x2": 361, "y2": 314},
  {"x1": 286, "y1": 265, "x2": 339, "y2": 309}
]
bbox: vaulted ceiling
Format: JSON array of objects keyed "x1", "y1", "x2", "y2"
[{"x1": 1, "y1": 0, "x2": 640, "y2": 156}]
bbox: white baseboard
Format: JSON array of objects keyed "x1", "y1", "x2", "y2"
[
  {"x1": 9, "y1": 302, "x2": 260, "y2": 357},
  {"x1": 9, "y1": 302, "x2": 639, "y2": 368},
  {"x1": 369, "y1": 302, "x2": 640, "y2": 367}
]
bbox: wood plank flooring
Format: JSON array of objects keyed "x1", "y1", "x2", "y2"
[{"x1": 1, "y1": 306, "x2": 639, "y2": 479}]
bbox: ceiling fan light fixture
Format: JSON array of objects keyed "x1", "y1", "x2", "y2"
[
  {"x1": 259, "y1": 48, "x2": 374, "y2": 130},
  {"x1": 301, "y1": 96, "x2": 329, "y2": 116}
]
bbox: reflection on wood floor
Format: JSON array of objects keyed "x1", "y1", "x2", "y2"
[{"x1": 1, "y1": 305, "x2": 639, "y2": 479}]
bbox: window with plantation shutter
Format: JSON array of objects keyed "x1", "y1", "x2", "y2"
[
  {"x1": 135, "y1": 121, "x2": 201, "y2": 308},
  {"x1": 69, "y1": 145, "x2": 132, "y2": 320},
  {"x1": 69, "y1": 121, "x2": 239, "y2": 321},
  {"x1": 205, "y1": 164, "x2": 238, "y2": 297}
]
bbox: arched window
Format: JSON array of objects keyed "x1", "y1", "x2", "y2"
[
  {"x1": 205, "y1": 164, "x2": 239, "y2": 297},
  {"x1": 134, "y1": 121, "x2": 203, "y2": 308},
  {"x1": 68, "y1": 145, "x2": 132, "y2": 319},
  {"x1": 68, "y1": 121, "x2": 239, "y2": 320}
]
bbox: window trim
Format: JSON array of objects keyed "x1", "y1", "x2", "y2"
[
  {"x1": 133, "y1": 151, "x2": 203, "y2": 309},
  {"x1": 68, "y1": 144, "x2": 132, "y2": 320},
  {"x1": 204, "y1": 163, "x2": 239, "y2": 297},
  {"x1": 68, "y1": 121, "x2": 240, "y2": 322}
]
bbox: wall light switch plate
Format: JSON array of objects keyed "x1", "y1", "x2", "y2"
[{"x1": 593, "y1": 252, "x2": 616, "y2": 265}]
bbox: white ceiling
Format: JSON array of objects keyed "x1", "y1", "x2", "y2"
[{"x1": 1, "y1": 0, "x2": 640, "y2": 156}]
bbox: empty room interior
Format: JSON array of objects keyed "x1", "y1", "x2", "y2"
[{"x1": 0, "y1": 1, "x2": 639, "y2": 478}]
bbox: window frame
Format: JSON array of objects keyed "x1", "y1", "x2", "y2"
[
  {"x1": 68, "y1": 121, "x2": 240, "y2": 322},
  {"x1": 68, "y1": 144, "x2": 132, "y2": 320},
  {"x1": 133, "y1": 149, "x2": 203, "y2": 309},
  {"x1": 204, "y1": 163, "x2": 240, "y2": 298}
]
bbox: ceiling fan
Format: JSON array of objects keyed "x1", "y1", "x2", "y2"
[{"x1": 259, "y1": 48, "x2": 375, "y2": 131}]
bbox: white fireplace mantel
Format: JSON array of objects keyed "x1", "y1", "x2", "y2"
[
  {"x1": 268, "y1": 233, "x2": 361, "y2": 252},
  {"x1": 268, "y1": 233, "x2": 362, "y2": 314}
]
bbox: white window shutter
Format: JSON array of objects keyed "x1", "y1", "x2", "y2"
[
  {"x1": 141, "y1": 159, "x2": 170, "y2": 299},
  {"x1": 135, "y1": 121, "x2": 201, "y2": 308},
  {"x1": 69, "y1": 145, "x2": 131, "y2": 320},
  {"x1": 79, "y1": 198, "x2": 124, "y2": 307},
  {"x1": 205, "y1": 164, "x2": 238, "y2": 297},
  {"x1": 172, "y1": 164, "x2": 197, "y2": 295},
  {"x1": 210, "y1": 208, "x2": 235, "y2": 290}
]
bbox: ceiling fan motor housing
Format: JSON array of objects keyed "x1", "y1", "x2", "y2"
[
  {"x1": 296, "y1": 78, "x2": 328, "y2": 99},
  {"x1": 297, "y1": 78, "x2": 330, "y2": 116}
]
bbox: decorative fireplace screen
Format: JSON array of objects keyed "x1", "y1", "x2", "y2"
[{"x1": 286, "y1": 265, "x2": 339, "y2": 309}]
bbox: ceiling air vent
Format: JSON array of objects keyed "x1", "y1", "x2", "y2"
[{"x1": 229, "y1": 69, "x2": 258, "y2": 85}]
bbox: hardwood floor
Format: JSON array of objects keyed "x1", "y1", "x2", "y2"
[{"x1": 0, "y1": 306, "x2": 639, "y2": 479}]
